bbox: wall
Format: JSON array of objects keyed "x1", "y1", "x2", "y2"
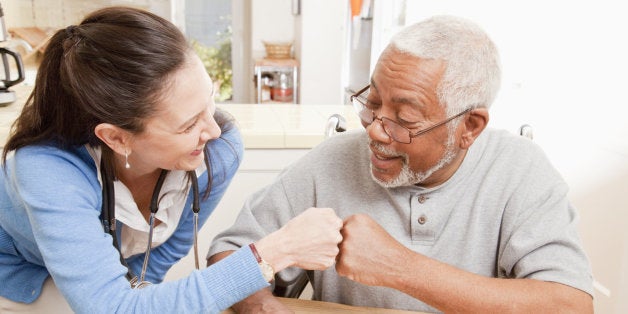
[
  {"x1": 230, "y1": 0, "x2": 252, "y2": 104},
  {"x1": 250, "y1": 0, "x2": 295, "y2": 59},
  {"x1": 2, "y1": 0, "x2": 181, "y2": 29},
  {"x1": 294, "y1": 0, "x2": 347, "y2": 105},
  {"x1": 386, "y1": 1, "x2": 627, "y2": 312}
]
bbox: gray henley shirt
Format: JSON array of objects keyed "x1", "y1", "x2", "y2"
[{"x1": 209, "y1": 128, "x2": 593, "y2": 312}]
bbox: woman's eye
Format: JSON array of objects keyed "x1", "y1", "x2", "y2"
[{"x1": 183, "y1": 120, "x2": 198, "y2": 133}]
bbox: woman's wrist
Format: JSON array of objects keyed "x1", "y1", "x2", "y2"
[{"x1": 254, "y1": 231, "x2": 294, "y2": 273}]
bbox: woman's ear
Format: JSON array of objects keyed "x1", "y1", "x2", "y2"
[
  {"x1": 459, "y1": 108, "x2": 489, "y2": 149},
  {"x1": 94, "y1": 123, "x2": 132, "y2": 155}
]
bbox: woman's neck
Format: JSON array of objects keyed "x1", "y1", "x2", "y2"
[{"x1": 114, "y1": 158, "x2": 164, "y2": 223}]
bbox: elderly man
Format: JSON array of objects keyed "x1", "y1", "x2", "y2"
[{"x1": 208, "y1": 15, "x2": 593, "y2": 313}]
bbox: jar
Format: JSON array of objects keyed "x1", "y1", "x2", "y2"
[{"x1": 271, "y1": 72, "x2": 293, "y2": 102}]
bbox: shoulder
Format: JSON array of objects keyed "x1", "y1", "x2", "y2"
[
  {"x1": 477, "y1": 128, "x2": 550, "y2": 166},
  {"x1": 205, "y1": 120, "x2": 243, "y2": 164},
  {"x1": 202, "y1": 121, "x2": 244, "y2": 182},
  {"x1": 11, "y1": 144, "x2": 97, "y2": 178},
  {"x1": 5, "y1": 144, "x2": 101, "y2": 205},
  {"x1": 283, "y1": 130, "x2": 369, "y2": 177},
  {"x1": 474, "y1": 128, "x2": 568, "y2": 194}
]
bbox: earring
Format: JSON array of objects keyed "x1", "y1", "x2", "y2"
[{"x1": 125, "y1": 150, "x2": 131, "y2": 169}]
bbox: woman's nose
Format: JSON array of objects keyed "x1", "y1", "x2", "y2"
[{"x1": 200, "y1": 113, "x2": 221, "y2": 142}]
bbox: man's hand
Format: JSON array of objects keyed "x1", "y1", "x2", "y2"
[
  {"x1": 335, "y1": 214, "x2": 411, "y2": 287},
  {"x1": 230, "y1": 288, "x2": 293, "y2": 314}
]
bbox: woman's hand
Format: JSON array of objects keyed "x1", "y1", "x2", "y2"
[{"x1": 255, "y1": 207, "x2": 343, "y2": 272}]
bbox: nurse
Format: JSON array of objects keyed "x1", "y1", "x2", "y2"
[{"x1": 0, "y1": 6, "x2": 342, "y2": 313}]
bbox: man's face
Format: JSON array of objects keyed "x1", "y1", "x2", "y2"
[{"x1": 364, "y1": 48, "x2": 463, "y2": 188}]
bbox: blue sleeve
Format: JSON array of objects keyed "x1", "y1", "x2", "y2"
[
  {"x1": 126, "y1": 125, "x2": 245, "y2": 283},
  {"x1": 8, "y1": 136, "x2": 267, "y2": 313}
]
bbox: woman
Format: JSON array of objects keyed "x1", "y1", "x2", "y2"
[{"x1": 0, "y1": 6, "x2": 342, "y2": 313}]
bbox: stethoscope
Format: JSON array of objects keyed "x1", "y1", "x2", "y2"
[{"x1": 100, "y1": 158, "x2": 201, "y2": 289}]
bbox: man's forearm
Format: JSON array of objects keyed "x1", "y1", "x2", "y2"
[
  {"x1": 387, "y1": 251, "x2": 593, "y2": 313},
  {"x1": 207, "y1": 250, "x2": 234, "y2": 266}
]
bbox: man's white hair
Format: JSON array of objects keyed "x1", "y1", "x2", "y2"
[{"x1": 390, "y1": 15, "x2": 502, "y2": 115}]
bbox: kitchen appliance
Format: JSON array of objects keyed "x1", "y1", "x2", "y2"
[
  {"x1": 0, "y1": 2, "x2": 25, "y2": 106},
  {"x1": 0, "y1": 47, "x2": 25, "y2": 105}
]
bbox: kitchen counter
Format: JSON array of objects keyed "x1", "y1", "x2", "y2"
[
  {"x1": 225, "y1": 103, "x2": 360, "y2": 148},
  {"x1": 0, "y1": 83, "x2": 361, "y2": 150}
]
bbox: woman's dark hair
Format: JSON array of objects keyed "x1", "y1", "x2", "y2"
[{"x1": 2, "y1": 6, "x2": 236, "y2": 199}]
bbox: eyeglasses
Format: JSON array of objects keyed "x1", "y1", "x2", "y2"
[{"x1": 350, "y1": 85, "x2": 471, "y2": 144}]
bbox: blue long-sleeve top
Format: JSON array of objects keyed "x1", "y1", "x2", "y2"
[{"x1": 0, "y1": 126, "x2": 269, "y2": 313}]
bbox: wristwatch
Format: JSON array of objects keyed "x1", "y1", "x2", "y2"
[{"x1": 249, "y1": 243, "x2": 275, "y2": 282}]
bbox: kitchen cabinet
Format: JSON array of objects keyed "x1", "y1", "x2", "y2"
[{"x1": 254, "y1": 58, "x2": 298, "y2": 104}]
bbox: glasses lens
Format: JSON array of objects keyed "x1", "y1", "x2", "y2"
[
  {"x1": 351, "y1": 87, "x2": 372, "y2": 123},
  {"x1": 380, "y1": 117, "x2": 411, "y2": 144}
]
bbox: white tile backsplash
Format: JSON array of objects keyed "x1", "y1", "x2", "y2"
[{"x1": 3, "y1": 0, "x2": 166, "y2": 29}]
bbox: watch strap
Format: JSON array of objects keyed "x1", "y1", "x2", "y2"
[
  {"x1": 249, "y1": 243, "x2": 275, "y2": 282},
  {"x1": 249, "y1": 243, "x2": 262, "y2": 263}
]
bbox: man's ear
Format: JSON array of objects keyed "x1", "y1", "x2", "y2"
[
  {"x1": 459, "y1": 108, "x2": 489, "y2": 149},
  {"x1": 94, "y1": 123, "x2": 132, "y2": 155}
]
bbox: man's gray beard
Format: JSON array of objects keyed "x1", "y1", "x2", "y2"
[{"x1": 369, "y1": 130, "x2": 457, "y2": 188}]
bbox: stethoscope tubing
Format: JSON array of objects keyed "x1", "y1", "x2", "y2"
[{"x1": 100, "y1": 159, "x2": 201, "y2": 288}]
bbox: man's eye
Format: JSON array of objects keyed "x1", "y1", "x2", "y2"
[
  {"x1": 365, "y1": 99, "x2": 381, "y2": 110},
  {"x1": 396, "y1": 115, "x2": 418, "y2": 126}
]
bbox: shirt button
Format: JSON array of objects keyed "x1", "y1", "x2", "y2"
[
  {"x1": 418, "y1": 215, "x2": 427, "y2": 225},
  {"x1": 418, "y1": 195, "x2": 427, "y2": 203}
]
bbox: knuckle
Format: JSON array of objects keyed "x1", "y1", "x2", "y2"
[
  {"x1": 325, "y1": 259, "x2": 334, "y2": 268},
  {"x1": 335, "y1": 234, "x2": 343, "y2": 244}
]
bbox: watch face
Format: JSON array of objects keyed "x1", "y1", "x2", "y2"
[{"x1": 260, "y1": 260, "x2": 275, "y2": 282}]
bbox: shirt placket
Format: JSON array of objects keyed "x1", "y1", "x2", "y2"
[{"x1": 410, "y1": 192, "x2": 436, "y2": 244}]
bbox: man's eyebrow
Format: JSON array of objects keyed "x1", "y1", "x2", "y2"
[{"x1": 391, "y1": 96, "x2": 420, "y2": 106}]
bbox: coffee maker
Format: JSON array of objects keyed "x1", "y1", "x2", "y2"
[{"x1": 0, "y1": 2, "x2": 25, "y2": 106}]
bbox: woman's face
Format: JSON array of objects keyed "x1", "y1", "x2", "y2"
[{"x1": 128, "y1": 54, "x2": 221, "y2": 172}]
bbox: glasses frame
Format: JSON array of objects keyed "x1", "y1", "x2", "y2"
[{"x1": 350, "y1": 84, "x2": 472, "y2": 144}]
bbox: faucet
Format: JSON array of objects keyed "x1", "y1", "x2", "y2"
[
  {"x1": 1, "y1": 38, "x2": 33, "y2": 52},
  {"x1": 324, "y1": 114, "x2": 347, "y2": 138}
]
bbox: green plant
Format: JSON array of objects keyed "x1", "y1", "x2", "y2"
[{"x1": 191, "y1": 25, "x2": 232, "y2": 101}]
